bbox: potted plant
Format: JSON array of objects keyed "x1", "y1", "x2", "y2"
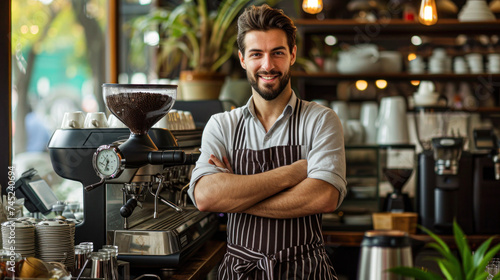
[
  {"x1": 131, "y1": 0, "x2": 279, "y2": 100},
  {"x1": 389, "y1": 221, "x2": 500, "y2": 280}
]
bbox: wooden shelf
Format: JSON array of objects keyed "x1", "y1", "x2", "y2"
[
  {"x1": 294, "y1": 19, "x2": 500, "y2": 36},
  {"x1": 292, "y1": 71, "x2": 500, "y2": 81},
  {"x1": 322, "y1": 230, "x2": 500, "y2": 250}
]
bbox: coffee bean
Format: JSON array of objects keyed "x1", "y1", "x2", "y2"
[{"x1": 106, "y1": 92, "x2": 173, "y2": 134}]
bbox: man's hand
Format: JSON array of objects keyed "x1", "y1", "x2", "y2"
[{"x1": 208, "y1": 154, "x2": 234, "y2": 174}]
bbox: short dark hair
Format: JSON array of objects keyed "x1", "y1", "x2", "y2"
[{"x1": 237, "y1": 4, "x2": 296, "y2": 55}]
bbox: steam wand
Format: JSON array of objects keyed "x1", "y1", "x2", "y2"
[{"x1": 148, "y1": 178, "x2": 183, "y2": 216}]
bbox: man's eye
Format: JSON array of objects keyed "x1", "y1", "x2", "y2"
[{"x1": 249, "y1": 53, "x2": 261, "y2": 57}]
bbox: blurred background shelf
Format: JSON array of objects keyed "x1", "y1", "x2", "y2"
[
  {"x1": 295, "y1": 19, "x2": 500, "y2": 36},
  {"x1": 292, "y1": 71, "x2": 500, "y2": 81}
]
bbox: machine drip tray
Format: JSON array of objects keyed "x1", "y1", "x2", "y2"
[{"x1": 114, "y1": 207, "x2": 218, "y2": 268}]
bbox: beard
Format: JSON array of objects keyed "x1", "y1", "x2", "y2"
[{"x1": 247, "y1": 69, "x2": 291, "y2": 101}]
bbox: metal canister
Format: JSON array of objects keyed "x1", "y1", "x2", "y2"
[
  {"x1": 102, "y1": 245, "x2": 119, "y2": 280},
  {"x1": 73, "y1": 245, "x2": 88, "y2": 277},
  {"x1": 90, "y1": 252, "x2": 109, "y2": 279},
  {"x1": 357, "y1": 230, "x2": 413, "y2": 280}
]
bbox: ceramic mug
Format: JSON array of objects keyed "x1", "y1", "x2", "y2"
[
  {"x1": 359, "y1": 101, "x2": 378, "y2": 144},
  {"x1": 84, "y1": 112, "x2": 108, "y2": 128},
  {"x1": 330, "y1": 101, "x2": 349, "y2": 122},
  {"x1": 61, "y1": 111, "x2": 85, "y2": 129},
  {"x1": 347, "y1": 120, "x2": 364, "y2": 144},
  {"x1": 107, "y1": 114, "x2": 127, "y2": 128},
  {"x1": 376, "y1": 96, "x2": 409, "y2": 145}
]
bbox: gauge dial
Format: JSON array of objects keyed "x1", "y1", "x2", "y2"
[{"x1": 93, "y1": 145, "x2": 123, "y2": 179}]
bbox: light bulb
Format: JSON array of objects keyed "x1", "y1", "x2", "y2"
[
  {"x1": 303, "y1": 0, "x2": 323, "y2": 15},
  {"x1": 355, "y1": 80, "x2": 368, "y2": 91},
  {"x1": 418, "y1": 0, "x2": 438, "y2": 26},
  {"x1": 375, "y1": 80, "x2": 388, "y2": 89}
]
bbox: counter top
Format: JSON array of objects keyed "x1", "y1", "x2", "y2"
[
  {"x1": 323, "y1": 231, "x2": 500, "y2": 250},
  {"x1": 169, "y1": 239, "x2": 226, "y2": 280},
  {"x1": 163, "y1": 231, "x2": 499, "y2": 280}
]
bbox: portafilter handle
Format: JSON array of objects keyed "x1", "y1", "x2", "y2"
[
  {"x1": 148, "y1": 150, "x2": 200, "y2": 165},
  {"x1": 120, "y1": 198, "x2": 138, "y2": 218}
]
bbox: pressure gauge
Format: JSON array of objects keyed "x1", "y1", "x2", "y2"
[{"x1": 92, "y1": 145, "x2": 124, "y2": 179}]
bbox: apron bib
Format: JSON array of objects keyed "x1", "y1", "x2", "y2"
[{"x1": 218, "y1": 99, "x2": 337, "y2": 280}]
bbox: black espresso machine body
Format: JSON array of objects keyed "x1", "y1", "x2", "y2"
[
  {"x1": 472, "y1": 129, "x2": 500, "y2": 234},
  {"x1": 416, "y1": 150, "x2": 475, "y2": 234},
  {"x1": 473, "y1": 155, "x2": 500, "y2": 234},
  {"x1": 47, "y1": 127, "x2": 178, "y2": 248},
  {"x1": 417, "y1": 133, "x2": 500, "y2": 235}
]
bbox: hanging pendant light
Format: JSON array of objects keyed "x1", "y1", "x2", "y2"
[
  {"x1": 303, "y1": 0, "x2": 323, "y2": 15},
  {"x1": 418, "y1": 0, "x2": 438, "y2": 25}
]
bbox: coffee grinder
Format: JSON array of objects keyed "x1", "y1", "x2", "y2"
[
  {"x1": 380, "y1": 145, "x2": 415, "y2": 213},
  {"x1": 414, "y1": 106, "x2": 474, "y2": 234},
  {"x1": 48, "y1": 84, "x2": 218, "y2": 269}
]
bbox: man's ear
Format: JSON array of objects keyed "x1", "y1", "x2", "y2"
[
  {"x1": 290, "y1": 45, "x2": 297, "y2": 66},
  {"x1": 238, "y1": 50, "x2": 246, "y2": 69}
]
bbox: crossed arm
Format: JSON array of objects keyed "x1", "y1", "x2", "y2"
[{"x1": 193, "y1": 155, "x2": 340, "y2": 219}]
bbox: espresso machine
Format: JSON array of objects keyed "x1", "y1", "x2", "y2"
[
  {"x1": 471, "y1": 129, "x2": 500, "y2": 234},
  {"x1": 414, "y1": 107, "x2": 474, "y2": 234},
  {"x1": 48, "y1": 84, "x2": 217, "y2": 269}
]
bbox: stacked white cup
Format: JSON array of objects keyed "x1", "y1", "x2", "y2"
[
  {"x1": 376, "y1": 96, "x2": 409, "y2": 145},
  {"x1": 408, "y1": 55, "x2": 425, "y2": 74},
  {"x1": 359, "y1": 101, "x2": 378, "y2": 144},
  {"x1": 453, "y1": 56, "x2": 469, "y2": 74},
  {"x1": 413, "y1": 81, "x2": 441, "y2": 106},
  {"x1": 60, "y1": 111, "x2": 85, "y2": 129},
  {"x1": 487, "y1": 53, "x2": 500, "y2": 73},
  {"x1": 84, "y1": 112, "x2": 108, "y2": 128},
  {"x1": 330, "y1": 101, "x2": 351, "y2": 143},
  {"x1": 428, "y1": 48, "x2": 451, "y2": 74},
  {"x1": 465, "y1": 53, "x2": 484, "y2": 73}
]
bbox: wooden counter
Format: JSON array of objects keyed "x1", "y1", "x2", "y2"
[
  {"x1": 323, "y1": 231, "x2": 500, "y2": 250},
  {"x1": 161, "y1": 231, "x2": 498, "y2": 280},
  {"x1": 169, "y1": 239, "x2": 226, "y2": 280}
]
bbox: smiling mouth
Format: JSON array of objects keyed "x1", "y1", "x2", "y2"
[
  {"x1": 257, "y1": 71, "x2": 281, "y2": 83},
  {"x1": 259, "y1": 75, "x2": 278, "y2": 82}
]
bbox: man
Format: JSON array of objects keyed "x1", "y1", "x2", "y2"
[{"x1": 188, "y1": 4, "x2": 346, "y2": 279}]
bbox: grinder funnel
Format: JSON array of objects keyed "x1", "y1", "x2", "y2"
[
  {"x1": 103, "y1": 84, "x2": 177, "y2": 152},
  {"x1": 104, "y1": 84, "x2": 177, "y2": 135}
]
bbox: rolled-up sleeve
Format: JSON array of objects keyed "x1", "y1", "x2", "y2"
[
  {"x1": 188, "y1": 115, "x2": 229, "y2": 207},
  {"x1": 306, "y1": 109, "x2": 347, "y2": 209}
]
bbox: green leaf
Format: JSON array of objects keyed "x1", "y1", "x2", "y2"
[
  {"x1": 425, "y1": 243, "x2": 461, "y2": 271},
  {"x1": 472, "y1": 237, "x2": 492, "y2": 266},
  {"x1": 453, "y1": 221, "x2": 472, "y2": 274},
  {"x1": 436, "y1": 259, "x2": 458, "y2": 280},
  {"x1": 474, "y1": 271, "x2": 490, "y2": 280},
  {"x1": 478, "y1": 242, "x2": 500, "y2": 272},
  {"x1": 388, "y1": 266, "x2": 442, "y2": 280},
  {"x1": 420, "y1": 225, "x2": 451, "y2": 254}
]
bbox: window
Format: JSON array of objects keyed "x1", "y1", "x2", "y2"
[{"x1": 11, "y1": 0, "x2": 109, "y2": 218}]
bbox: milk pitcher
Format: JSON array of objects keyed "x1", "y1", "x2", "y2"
[{"x1": 357, "y1": 230, "x2": 413, "y2": 280}]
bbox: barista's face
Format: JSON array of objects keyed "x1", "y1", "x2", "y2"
[{"x1": 238, "y1": 29, "x2": 296, "y2": 101}]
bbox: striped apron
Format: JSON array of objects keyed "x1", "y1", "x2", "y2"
[{"x1": 218, "y1": 99, "x2": 337, "y2": 280}]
